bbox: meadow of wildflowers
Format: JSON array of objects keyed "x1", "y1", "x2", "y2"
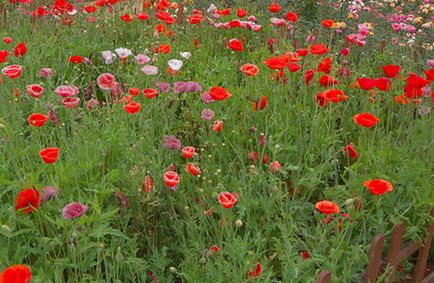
[{"x1": 0, "y1": 0, "x2": 433, "y2": 282}]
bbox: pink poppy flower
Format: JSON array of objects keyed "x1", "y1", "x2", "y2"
[
  {"x1": 55, "y1": 85, "x2": 79, "y2": 98},
  {"x1": 97, "y1": 73, "x2": 116, "y2": 90},
  {"x1": 62, "y1": 202, "x2": 88, "y2": 219},
  {"x1": 39, "y1": 68, "x2": 53, "y2": 78},
  {"x1": 61, "y1": 97, "x2": 80, "y2": 108},
  {"x1": 141, "y1": 65, "x2": 158, "y2": 75},
  {"x1": 26, "y1": 84, "x2": 44, "y2": 99}
]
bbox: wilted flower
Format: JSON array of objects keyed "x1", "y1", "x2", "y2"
[
  {"x1": 201, "y1": 92, "x2": 214, "y2": 103},
  {"x1": 173, "y1": 81, "x2": 202, "y2": 93},
  {"x1": 200, "y1": 108, "x2": 214, "y2": 121},
  {"x1": 163, "y1": 135, "x2": 182, "y2": 150},
  {"x1": 41, "y1": 186, "x2": 58, "y2": 202},
  {"x1": 62, "y1": 202, "x2": 88, "y2": 220},
  {"x1": 157, "y1": 81, "x2": 170, "y2": 93},
  {"x1": 39, "y1": 68, "x2": 53, "y2": 78}
]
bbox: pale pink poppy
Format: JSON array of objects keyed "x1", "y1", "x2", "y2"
[
  {"x1": 102, "y1": 51, "x2": 116, "y2": 64},
  {"x1": 141, "y1": 65, "x2": 158, "y2": 75},
  {"x1": 115, "y1": 48, "x2": 132, "y2": 60},
  {"x1": 134, "y1": 54, "x2": 150, "y2": 64}
]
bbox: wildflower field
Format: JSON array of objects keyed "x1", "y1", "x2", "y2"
[{"x1": 0, "y1": 0, "x2": 433, "y2": 282}]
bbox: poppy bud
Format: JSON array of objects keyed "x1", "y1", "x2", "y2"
[{"x1": 235, "y1": 219, "x2": 243, "y2": 228}]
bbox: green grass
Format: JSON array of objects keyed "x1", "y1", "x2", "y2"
[{"x1": 0, "y1": 1, "x2": 433, "y2": 282}]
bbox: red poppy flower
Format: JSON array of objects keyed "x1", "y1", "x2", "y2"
[
  {"x1": 357, "y1": 78, "x2": 375, "y2": 90},
  {"x1": 343, "y1": 143, "x2": 358, "y2": 159},
  {"x1": 381, "y1": 64, "x2": 400, "y2": 78},
  {"x1": 157, "y1": 44, "x2": 171, "y2": 54},
  {"x1": 39, "y1": 147, "x2": 60, "y2": 164},
  {"x1": 317, "y1": 57, "x2": 332, "y2": 74},
  {"x1": 129, "y1": 87, "x2": 140, "y2": 96},
  {"x1": 228, "y1": 38, "x2": 244, "y2": 52},
  {"x1": 163, "y1": 171, "x2": 180, "y2": 187},
  {"x1": 84, "y1": 5, "x2": 97, "y2": 13},
  {"x1": 269, "y1": 3, "x2": 281, "y2": 13},
  {"x1": 188, "y1": 14, "x2": 205, "y2": 25},
  {"x1": 321, "y1": 19, "x2": 334, "y2": 28},
  {"x1": 310, "y1": 44, "x2": 328, "y2": 55},
  {"x1": 143, "y1": 175, "x2": 154, "y2": 193},
  {"x1": 269, "y1": 161, "x2": 282, "y2": 173},
  {"x1": 296, "y1": 49, "x2": 308, "y2": 57},
  {"x1": 253, "y1": 96, "x2": 267, "y2": 111},
  {"x1": 406, "y1": 73, "x2": 429, "y2": 88},
  {"x1": 304, "y1": 69, "x2": 315, "y2": 85},
  {"x1": 315, "y1": 93, "x2": 328, "y2": 107},
  {"x1": 1, "y1": 64, "x2": 23, "y2": 79},
  {"x1": 155, "y1": 24, "x2": 167, "y2": 33},
  {"x1": 236, "y1": 8, "x2": 247, "y2": 18},
  {"x1": 124, "y1": 102, "x2": 141, "y2": 114},
  {"x1": 209, "y1": 86, "x2": 232, "y2": 101},
  {"x1": 143, "y1": 88, "x2": 158, "y2": 99},
  {"x1": 319, "y1": 75, "x2": 339, "y2": 86},
  {"x1": 364, "y1": 179, "x2": 393, "y2": 195},
  {"x1": 286, "y1": 12, "x2": 298, "y2": 23},
  {"x1": 424, "y1": 69, "x2": 434, "y2": 81},
  {"x1": 301, "y1": 251, "x2": 311, "y2": 260},
  {"x1": 3, "y1": 37, "x2": 13, "y2": 44},
  {"x1": 209, "y1": 245, "x2": 221, "y2": 253},
  {"x1": 315, "y1": 200, "x2": 340, "y2": 214},
  {"x1": 185, "y1": 163, "x2": 201, "y2": 176},
  {"x1": 317, "y1": 89, "x2": 348, "y2": 106},
  {"x1": 393, "y1": 94, "x2": 411, "y2": 105},
  {"x1": 248, "y1": 262, "x2": 262, "y2": 279},
  {"x1": 68, "y1": 55, "x2": 83, "y2": 64},
  {"x1": 288, "y1": 63, "x2": 302, "y2": 73},
  {"x1": 0, "y1": 264, "x2": 32, "y2": 283},
  {"x1": 375, "y1": 77, "x2": 392, "y2": 91},
  {"x1": 137, "y1": 12, "x2": 149, "y2": 21},
  {"x1": 120, "y1": 14, "x2": 133, "y2": 23},
  {"x1": 217, "y1": 8, "x2": 231, "y2": 16},
  {"x1": 28, "y1": 113, "x2": 48, "y2": 127},
  {"x1": 353, "y1": 113, "x2": 379, "y2": 128},
  {"x1": 218, "y1": 191, "x2": 238, "y2": 208},
  {"x1": 240, "y1": 63, "x2": 259, "y2": 76},
  {"x1": 155, "y1": 0, "x2": 170, "y2": 10},
  {"x1": 324, "y1": 89, "x2": 347, "y2": 103},
  {"x1": 263, "y1": 57, "x2": 287, "y2": 70},
  {"x1": 0, "y1": 50, "x2": 8, "y2": 63},
  {"x1": 13, "y1": 42, "x2": 27, "y2": 58},
  {"x1": 181, "y1": 146, "x2": 196, "y2": 159},
  {"x1": 15, "y1": 188, "x2": 41, "y2": 214},
  {"x1": 212, "y1": 120, "x2": 223, "y2": 132}
]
